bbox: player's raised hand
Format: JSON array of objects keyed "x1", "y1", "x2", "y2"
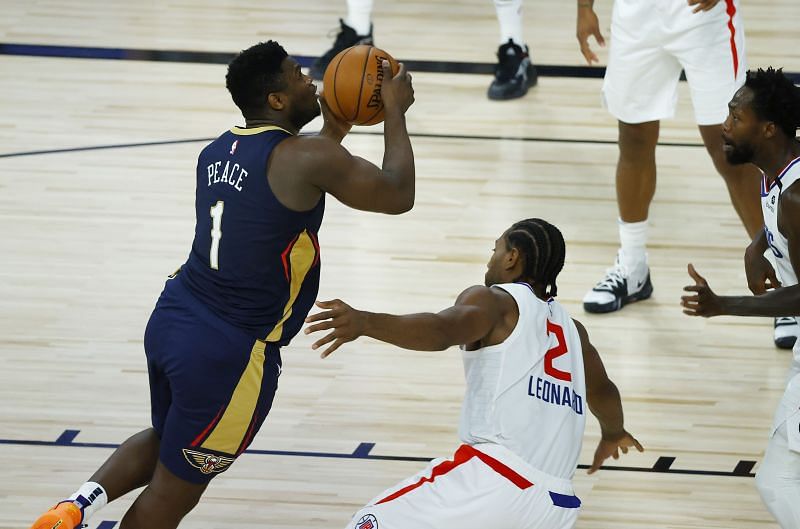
[
  {"x1": 681, "y1": 263, "x2": 726, "y2": 317},
  {"x1": 576, "y1": 4, "x2": 605, "y2": 65},
  {"x1": 381, "y1": 61, "x2": 415, "y2": 116},
  {"x1": 319, "y1": 94, "x2": 352, "y2": 141},
  {"x1": 588, "y1": 431, "x2": 643, "y2": 474},
  {"x1": 305, "y1": 299, "x2": 366, "y2": 358},
  {"x1": 687, "y1": 0, "x2": 721, "y2": 13},
  {"x1": 744, "y1": 247, "x2": 781, "y2": 294}
]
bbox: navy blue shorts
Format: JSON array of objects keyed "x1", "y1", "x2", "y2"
[{"x1": 144, "y1": 275, "x2": 282, "y2": 484}]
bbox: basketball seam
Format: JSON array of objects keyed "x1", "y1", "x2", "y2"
[
  {"x1": 332, "y1": 47, "x2": 357, "y2": 123},
  {"x1": 352, "y1": 46, "x2": 373, "y2": 123}
]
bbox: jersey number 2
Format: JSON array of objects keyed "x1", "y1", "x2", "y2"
[
  {"x1": 210, "y1": 201, "x2": 224, "y2": 270},
  {"x1": 545, "y1": 320, "x2": 571, "y2": 382}
]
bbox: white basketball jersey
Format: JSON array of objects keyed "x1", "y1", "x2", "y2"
[
  {"x1": 458, "y1": 283, "x2": 587, "y2": 480},
  {"x1": 761, "y1": 156, "x2": 800, "y2": 365}
]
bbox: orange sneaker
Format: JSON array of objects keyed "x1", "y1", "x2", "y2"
[{"x1": 30, "y1": 501, "x2": 83, "y2": 529}]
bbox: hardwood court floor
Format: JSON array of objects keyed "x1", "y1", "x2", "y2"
[{"x1": 1, "y1": 1, "x2": 799, "y2": 528}]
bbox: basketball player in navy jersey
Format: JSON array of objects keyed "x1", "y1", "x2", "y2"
[
  {"x1": 681, "y1": 67, "x2": 800, "y2": 528},
  {"x1": 30, "y1": 40, "x2": 415, "y2": 529},
  {"x1": 307, "y1": 219, "x2": 642, "y2": 529}
]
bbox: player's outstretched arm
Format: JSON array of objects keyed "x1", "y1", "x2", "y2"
[
  {"x1": 682, "y1": 263, "x2": 800, "y2": 317},
  {"x1": 573, "y1": 318, "x2": 643, "y2": 474},
  {"x1": 685, "y1": 188, "x2": 800, "y2": 317},
  {"x1": 304, "y1": 286, "x2": 502, "y2": 358},
  {"x1": 680, "y1": 264, "x2": 727, "y2": 317}
]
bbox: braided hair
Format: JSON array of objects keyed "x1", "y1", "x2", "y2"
[
  {"x1": 504, "y1": 218, "x2": 566, "y2": 298},
  {"x1": 744, "y1": 67, "x2": 800, "y2": 139}
]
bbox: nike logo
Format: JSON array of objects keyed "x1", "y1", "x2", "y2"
[{"x1": 636, "y1": 279, "x2": 646, "y2": 289}]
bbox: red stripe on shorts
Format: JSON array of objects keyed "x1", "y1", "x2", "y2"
[
  {"x1": 375, "y1": 444, "x2": 533, "y2": 505},
  {"x1": 724, "y1": 0, "x2": 739, "y2": 78},
  {"x1": 190, "y1": 405, "x2": 225, "y2": 447}
]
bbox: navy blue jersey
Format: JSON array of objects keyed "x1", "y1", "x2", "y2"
[{"x1": 179, "y1": 125, "x2": 324, "y2": 345}]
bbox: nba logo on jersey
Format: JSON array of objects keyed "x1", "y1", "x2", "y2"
[
  {"x1": 355, "y1": 514, "x2": 378, "y2": 529},
  {"x1": 230, "y1": 140, "x2": 238, "y2": 155}
]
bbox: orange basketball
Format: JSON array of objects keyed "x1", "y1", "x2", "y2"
[{"x1": 322, "y1": 45, "x2": 399, "y2": 126}]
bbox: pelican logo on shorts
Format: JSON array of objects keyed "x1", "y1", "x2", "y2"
[
  {"x1": 355, "y1": 514, "x2": 378, "y2": 529},
  {"x1": 182, "y1": 448, "x2": 235, "y2": 474}
]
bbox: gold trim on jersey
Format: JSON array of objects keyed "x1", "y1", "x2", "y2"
[
  {"x1": 200, "y1": 339, "x2": 267, "y2": 454},
  {"x1": 229, "y1": 125, "x2": 291, "y2": 136},
  {"x1": 265, "y1": 230, "x2": 317, "y2": 343}
]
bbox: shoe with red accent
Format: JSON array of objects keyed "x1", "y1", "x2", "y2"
[{"x1": 30, "y1": 501, "x2": 83, "y2": 529}]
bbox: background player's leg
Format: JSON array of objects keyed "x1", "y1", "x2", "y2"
[
  {"x1": 310, "y1": 0, "x2": 374, "y2": 79},
  {"x1": 583, "y1": 120, "x2": 658, "y2": 313},
  {"x1": 487, "y1": 0, "x2": 536, "y2": 100},
  {"x1": 494, "y1": 0, "x2": 524, "y2": 46},
  {"x1": 29, "y1": 428, "x2": 161, "y2": 529},
  {"x1": 344, "y1": 0, "x2": 373, "y2": 37},
  {"x1": 698, "y1": 124, "x2": 762, "y2": 238},
  {"x1": 754, "y1": 424, "x2": 800, "y2": 529},
  {"x1": 616, "y1": 120, "x2": 659, "y2": 224},
  {"x1": 119, "y1": 461, "x2": 208, "y2": 529}
]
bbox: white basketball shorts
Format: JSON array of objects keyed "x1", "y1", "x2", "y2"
[
  {"x1": 345, "y1": 443, "x2": 581, "y2": 529},
  {"x1": 602, "y1": 0, "x2": 745, "y2": 125},
  {"x1": 772, "y1": 369, "x2": 800, "y2": 452}
]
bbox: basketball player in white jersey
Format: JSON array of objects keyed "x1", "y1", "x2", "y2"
[
  {"x1": 574, "y1": 0, "x2": 795, "y2": 338},
  {"x1": 306, "y1": 218, "x2": 642, "y2": 529},
  {"x1": 681, "y1": 67, "x2": 800, "y2": 528}
]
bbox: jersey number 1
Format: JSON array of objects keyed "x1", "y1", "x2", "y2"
[
  {"x1": 210, "y1": 201, "x2": 224, "y2": 270},
  {"x1": 545, "y1": 320, "x2": 571, "y2": 382}
]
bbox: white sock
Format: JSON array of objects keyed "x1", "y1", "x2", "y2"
[
  {"x1": 494, "y1": 0, "x2": 525, "y2": 47},
  {"x1": 618, "y1": 218, "x2": 648, "y2": 270},
  {"x1": 345, "y1": 0, "x2": 373, "y2": 36},
  {"x1": 69, "y1": 482, "x2": 108, "y2": 523}
]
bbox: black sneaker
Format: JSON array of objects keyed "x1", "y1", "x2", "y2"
[
  {"x1": 583, "y1": 252, "x2": 653, "y2": 314},
  {"x1": 487, "y1": 39, "x2": 538, "y2": 101},
  {"x1": 774, "y1": 316, "x2": 799, "y2": 349},
  {"x1": 310, "y1": 19, "x2": 374, "y2": 80}
]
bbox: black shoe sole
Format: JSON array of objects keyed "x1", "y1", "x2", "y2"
[
  {"x1": 487, "y1": 65, "x2": 538, "y2": 101},
  {"x1": 487, "y1": 85, "x2": 531, "y2": 101},
  {"x1": 583, "y1": 276, "x2": 653, "y2": 314},
  {"x1": 775, "y1": 336, "x2": 797, "y2": 349}
]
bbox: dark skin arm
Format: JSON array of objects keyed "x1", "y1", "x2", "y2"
[
  {"x1": 303, "y1": 285, "x2": 515, "y2": 357},
  {"x1": 576, "y1": 0, "x2": 605, "y2": 65},
  {"x1": 683, "y1": 186, "x2": 800, "y2": 317},
  {"x1": 683, "y1": 264, "x2": 800, "y2": 317},
  {"x1": 305, "y1": 288, "x2": 645, "y2": 473},
  {"x1": 269, "y1": 61, "x2": 415, "y2": 214},
  {"x1": 744, "y1": 228, "x2": 781, "y2": 294},
  {"x1": 573, "y1": 318, "x2": 644, "y2": 473},
  {"x1": 686, "y1": 0, "x2": 722, "y2": 13}
]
